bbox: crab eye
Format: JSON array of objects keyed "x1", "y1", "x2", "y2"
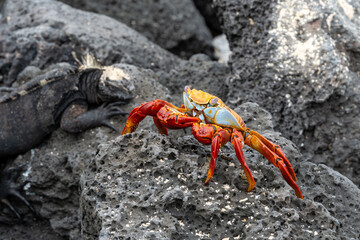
[
  {"x1": 210, "y1": 98, "x2": 218, "y2": 105},
  {"x1": 184, "y1": 85, "x2": 190, "y2": 93}
]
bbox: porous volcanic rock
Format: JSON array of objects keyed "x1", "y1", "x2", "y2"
[
  {"x1": 0, "y1": 0, "x2": 180, "y2": 86},
  {"x1": 193, "y1": 0, "x2": 223, "y2": 36},
  {"x1": 80, "y1": 102, "x2": 360, "y2": 239},
  {"x1": 1, "y1": 63, "x2": 170, "y2": 239},
  {"x1": 213, "y1": 0, "x2": 360, "y2": 185},
  {"x1": 58, "y1": 0, "x2": 214, "y2": 58},
  {"x1": 156, "y1": 53, "x2": 230, "y2": 104}
]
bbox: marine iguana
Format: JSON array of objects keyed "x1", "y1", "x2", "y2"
[{"x1": 0, "y1": 54, "x2": 135, "y2": 219}]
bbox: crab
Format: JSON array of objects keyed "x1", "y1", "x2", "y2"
[{"x1": 121, "y1": 86, "x2": 303, "y2": 199}]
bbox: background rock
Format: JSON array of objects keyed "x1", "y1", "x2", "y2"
[
  {"x1": 192, "y1": 0, "x2": 223, "y2": 36},
  {"x1": 156, "y1": 53, "x2": 230, "y2": 104},
  {"x1": 213, "y1": 0, "x2": 360, "y2": 186},
  {"x1": 58, "y1": 0, "x2": 214, "y2": 59},
  {"x1": 0, "y1": 0, "x2": 180, "y2": 86}
]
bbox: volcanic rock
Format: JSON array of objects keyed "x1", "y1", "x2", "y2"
[
  {"x1": 58, "y1": 0, "x2": 214, "y2": 58},
  {"x1": 213, "y1": 0, "x2": 360, "y2": 186},
  {"x1": 0, "y1": 0, "x2": 180, "y2": 86},
  {"x1": 80, "y1": 103, "x2": 360, "y2": 239}
]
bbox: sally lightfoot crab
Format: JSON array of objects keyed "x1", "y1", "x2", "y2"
[{"x1": 121, "y1": 86, "x2": 303, "y2": 199}]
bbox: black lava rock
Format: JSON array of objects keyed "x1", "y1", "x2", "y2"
[
  {"x1": 213, "y1": 0, "x2": 360, "y2": 186},
  {"x1": 58, "y1": 0, "x2": 214, "y2": 59}
]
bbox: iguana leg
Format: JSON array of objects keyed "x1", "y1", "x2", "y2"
[
  {"x1": 60, "y1": 101, "x2": 127, "y2": 133},
  {"x1": 0, "y1": 168, "x2": 35, "y2": 220}
]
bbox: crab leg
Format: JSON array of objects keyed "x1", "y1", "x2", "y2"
[
  {"x1": 192, "y1": 123, "x2": 232, "y2": 184},
  {"x1": 244, "y1": 131, "x2": 303, "y2": 199},
  {"x1": 250, "y1": 130, "x2": 297, "y2": 181},
  {"x1": 152, "y1": 117, "x2": 168, "y2": 135},
  {"x1": 121, "y1": 100, "x2": 198, "y2": 135},
  {"x1": 231, "y1": 130, "x2": 256, "y2": 192},
  {"x1": 206, "y1": 128, "x2": 233, "y2": 184}
]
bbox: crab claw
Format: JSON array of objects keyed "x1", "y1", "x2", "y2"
[
  {"x1": 157, "y1": 105, "x2": 200, "y2": 129},
  {"x1": 122, "y1": 100, "x2": 176, "y2": 135},
  {"x1": 121, "y1": 100, "x2": 199, "y2": 136}
]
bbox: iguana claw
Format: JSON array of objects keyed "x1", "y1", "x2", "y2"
[{"x1": 0, "y1": 167, "x2": 35, "y2": 220}]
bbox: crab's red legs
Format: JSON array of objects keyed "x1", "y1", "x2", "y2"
[
  {"x1": 192, "y1": 123, "x2": 230, "y2": 184},
  {"x1": 243, "y1": 130, "x2": 303, "y2": 199},
  {"x1": 231, "y1": 130, "x2": 256, "y2": 192},
  {"x1": 192, "y1": 124, "x2": 256, "y2": 192},
  {"x1": 192, "y1": 123, "x2": 303, "y2": 199},
  {"x1": 122, "y1": 101, "x2": 303, "y2": 199},
  {"x1": 121, "y1": 100, "x2": 199, "y2": 135}
]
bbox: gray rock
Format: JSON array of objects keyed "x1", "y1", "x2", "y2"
[
  {"x1": 213, "y1": 0, "x2": 360, "y2": 185},
  {"x1": 0, "y1": 217, "x2": 66, "y2": 240},
  {"x1": 157, "y1": 53, "x2": 230, "y2": 104},
  {"x1": 0, "y1": 0, "x2": 180, "y2": 86},
  {"x1": 2, "y1": 64, "x2": 170, "y2": 239},
  {"x1": 234, "y1": 102, "x2": 274, "y2": 132},
  {"x1": 58, "y1": 0, "x2": 214, "y2": 58},
  {"x1": 193, "y1": 0, "x2": 223, "y2": 36},
  {"x1": 80, "y1": 104, "x2": 360, "y2": 239}
]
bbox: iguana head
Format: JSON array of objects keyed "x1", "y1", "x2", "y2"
[
  {"x1": 78, "y1": 54, "x2": 135, "y2": 103},
  {"x1": 97, "y1": 65, "x2": 135, "y2": 102}
]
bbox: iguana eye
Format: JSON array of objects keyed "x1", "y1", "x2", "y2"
[{"x1": 210, "y1": 98, "x2": 218, "y2": 105}]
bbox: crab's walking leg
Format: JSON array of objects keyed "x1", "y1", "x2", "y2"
[
  {"x1": 206, "y1": 128, "x2": 233, "y2": 184},
  {"x1": 121, "y1": 100, "x2": 199, "y2": 135},
  {"x1": 152, "y1": 117, "x2": 168, "y2": 135},
  {"x1": 250, "y1": 131, "x2": 297, "y2": 181},
  {"x1": 192, "y1": 123, "x2": 232, "y2": 184},
  {"x1": 244, "y1": 130, "x2": 303, "y2": 199},
  {"x1": 231, "y1": 130, "x2": 256, "y2": 192}
]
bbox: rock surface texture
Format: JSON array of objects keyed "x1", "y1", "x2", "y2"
[
  {"x1": 0, "y1": 0, "x2": 180, "y2": 86},
  {"x1": 0, "y1": 0, "x2": 359, "y2": 239},
  {"x1": 80, "y1": 104, "x2": 360, "y2": 239},
  {"x1": 58, "y1": 0, "x2": 214, "y2": 58},
  {"x1": 213, "y1": 0, "x2": 360, "y2": 186},
  {"x1": 156, "y1": 53, "x2": 230, "y2": 104}
]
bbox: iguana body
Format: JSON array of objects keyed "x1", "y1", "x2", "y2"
[
  {"x1": 0, "y1": 66, "x2": 81, "y2": 155},
  {"x1": 0, "y1": 55, "x2": 135, "y2": 219}
]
